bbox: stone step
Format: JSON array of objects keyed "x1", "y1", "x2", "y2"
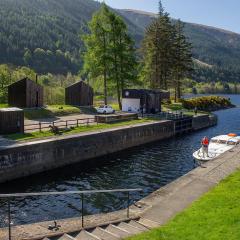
[
  {"x1": 137, "y1": 218, "x2": 159, "y2": 229},
  {"x1": 91, "y1": 227, "x2": 120, "y2": 240},
  {"x1": 127, "y1": 220, "x2": 149, "y2": 231},
  {"x1": 58, "y1": 234, "x2": 76, "y2": 240},
  {"x1": 105, "y1": 224, "x2": 131, "y2": 238},
  {"x1": 75, "y1": 230, "x2": 101, "y2": 240},
  {"x1": 116, "y1": 222, "x2": 143, "y2": 234}
]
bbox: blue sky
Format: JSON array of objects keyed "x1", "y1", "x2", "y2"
[{"x1": 99, "y1": 0, "x2": 240, "y2": 33}]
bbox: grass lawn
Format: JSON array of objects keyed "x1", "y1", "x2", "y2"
[
  {"x1": 0, "y1": 103, "x2": 9, "y2": 108},
  {"x1": 127, "y1": 170, "x2": 240, "y2": 240},
  {"x1": 7, "y1": 118, "x2": 152, "y2": 141},
  {"x1": 24, "y1": 105, "x2": 97, "y2": 119},
  {"x1": 162, "y1": 102, "x2": 208, "y2": 116}
]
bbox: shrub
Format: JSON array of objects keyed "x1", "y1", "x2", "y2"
[{"x1": 180, "y1": 96, "x2": 233, "y2": 111}]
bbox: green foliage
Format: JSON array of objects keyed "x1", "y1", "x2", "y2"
[
  {"x1": 141, "y1": 3, "x2": 176, "y2": 89},
  {"x1": 82, "y1": 4, "x2": 137, "y2": 108},
  {"x1": 171, "y1": 20, "x2": 193, "y2": 100},
  {"x1": 1, "y1": 0, "x2": 239, "y2": 82},
  {"x1": 180, "y1": 96, "x2": 233, "y2": 111},
  {"x1": 141, "y1": 2, "x2": 193, "y2": 98}
]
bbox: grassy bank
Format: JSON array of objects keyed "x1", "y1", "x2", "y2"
[
  {"x1": 7, "y1": 119, "x2": 152, "y2": 141},
  {"x1": 24, "y1": 105, "x2": 96, "y2": 119},
  {"x1": 127, "y1": 170, "x2": 240, "y2": 240}
]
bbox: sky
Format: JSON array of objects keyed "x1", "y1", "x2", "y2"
[{"x1": 99, "y1": 0, "x2": 240, "y2": 33}]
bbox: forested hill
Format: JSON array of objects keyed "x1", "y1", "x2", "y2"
[
  {"x1": 118, "y1": 9, "x2": 240, "y2": 74},
  {"x1": 1, "y1": 0, "x2": 240, "y2": 82}
]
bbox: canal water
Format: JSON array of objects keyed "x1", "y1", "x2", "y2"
[{"x1": 0, "y1": 94, "x2": 240, "y2": 227}]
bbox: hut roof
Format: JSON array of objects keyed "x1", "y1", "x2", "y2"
[
  {"x1": 8, "y1": 77, "x2": 41, "y2": 87},
  {"x1": 66, "y1": 80, "x2": 92, "y2": 89}
]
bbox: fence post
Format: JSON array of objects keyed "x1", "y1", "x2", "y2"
[
  {"x1": 8, "y1": 199, "x2": 11, "y2": 240},
  {"x1": 87, "y1": 118, "x2": 89, "y2": 126},
  {"x1": 127, "y1": 191, "x2": 130, "y2": 218},
  {"x1": 66, "y1": 121, "x2": 68, "y2": 128},
  {"x1": 81, "y1": 193, "x2": 84, "y2": 228},
  {"x1": 77, "y1": 119, "x2": 79, "y2": 127},
  {"x1": 39, "y1": 122, "x2": 42, "y2": 132}
]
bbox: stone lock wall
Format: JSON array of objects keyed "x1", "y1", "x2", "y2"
[
  {"x1": 192, "y1": 114, "x2": 217, "y2": 130},
  {"x1": 0, "y1": 121, "x2": 174, "y2": 183}
]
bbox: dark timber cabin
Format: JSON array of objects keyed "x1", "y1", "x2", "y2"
[
  {"x1": 8, "y1": 77, "x2": 44, "y2": 108},
  {"x1": 65, "y1": 81, "x2": 94, "y2": 106},
  {"x1": 122, "y1": 89, "x2": 170, "y2": 114},
  {"x1": 0, "y1": 108, "x2": 24, "y2": 134}
]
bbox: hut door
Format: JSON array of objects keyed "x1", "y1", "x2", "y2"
[{"x1": 36, "y1": 91, "x2": 39, "y2": 107}]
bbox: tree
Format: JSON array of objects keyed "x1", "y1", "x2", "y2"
[
  {"x1": 172, "y1": 20, "x2": 193, "y2": 101},
  {"x1": 82, "y1": 3, "x2": 111, "y2": 105},
  {"x1": 82, "y1": 4, "x2": 137, "y2": 108},
  {"x1": 141, "y1": 1, "x2": 175, "y2": 90},
  {"x1": 0, "y1": 65, "x2": 12, "y2": 102},
  {"x1": 23, "y1": 48, "x2": 32, "y2": 66},
  {"x1": 108, "y1": 12, "x2": 137, "y2": 109}
]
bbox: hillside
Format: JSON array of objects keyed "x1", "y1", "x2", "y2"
[
  {"x1": 118, "y1": 9, "x2": 240, "y2": 72},
  {"x1": 0, "y1": 0, "x2": 240, "y2": 82}
]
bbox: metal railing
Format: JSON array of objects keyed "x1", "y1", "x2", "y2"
[
  {"x1": 24, "y1": 117, "x2": 96, "y2": 132},
  {"x1": 0, "y1": 188, "x2": 142, "y2": 240},
  {"x1": 143, "y1": 111, "x2": 192, "y2": 121}
]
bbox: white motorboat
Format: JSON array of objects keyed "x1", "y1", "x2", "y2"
[{"x1": 193, "y1": 134, "x2": 240, "y2": 161}]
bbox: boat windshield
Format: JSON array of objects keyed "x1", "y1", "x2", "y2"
[
  {"x1": 227, "y1": 141, "x2": 238, "y2": 146},
  {"x1": 211, "y1": 139, "x2": 227, "y2": 144}
]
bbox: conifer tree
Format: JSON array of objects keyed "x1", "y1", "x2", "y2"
[
  {"x1": 141, "y1": 0, "x2": 175, "y2": 90},
  {"x1": 172, "y1": 20, "x2": 193, "y2": 101}
]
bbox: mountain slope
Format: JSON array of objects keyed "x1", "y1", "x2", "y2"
[
  {"x1": 118, "y1": 9, "x2": 240, "y2": 72},
  {"x1": 0, "y1": 0, "x2": 240, "y2": 82}
]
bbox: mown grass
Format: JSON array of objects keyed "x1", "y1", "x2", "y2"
[
  {"x1": 0, "y1": 103, "x2": 9, "y2": 108},
  {"x1": 7, "y1": 118, "x2": 152, "y2": 141},
  {"x1": 127, "y1": 170, "x2": 240, "y2": 240},
  {"x1": 24, "y1": 105, "x2": 96, "y2": 120},
  {"x1": 162, "y1": 102, "x2": 208, "y2": 116}
]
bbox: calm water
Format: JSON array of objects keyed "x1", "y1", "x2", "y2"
[{"x1": 0, "y1": 94, "x2": 240, "y2": 227}]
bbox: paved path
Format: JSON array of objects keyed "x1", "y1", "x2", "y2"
[
  {"x1": 24, "y1": 114, "x2": 94, "y2": 125},
  {"x1": 24, "y1": 114, "x2": 95, "y2": 132}
]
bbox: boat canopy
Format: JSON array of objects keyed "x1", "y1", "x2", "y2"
[{"x1": 210, "y1": 135, "x2": 240, "y2": 144}]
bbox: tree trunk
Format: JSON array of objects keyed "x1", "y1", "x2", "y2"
[
  {"x1": 103, "y1": 32, "x2": 108, "y2": 105},
  {"x1": 176, "y1": 75, "x2": 181, "y2": 100}
]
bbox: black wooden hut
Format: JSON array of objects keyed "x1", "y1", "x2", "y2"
[
  {"x1": 122, "y1": 89, "x2": 170, "y2": 114},
  {"x1": 8, "y1": 77, "x2": 44, "y2": 108},
  {"x1": 0, "y1": 108, "x2": 24, "y2": 134},
  {"x1": 65, "y1": 81, "x2": 94, "y2": 106}
]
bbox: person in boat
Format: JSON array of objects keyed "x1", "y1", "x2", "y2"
[{"x1": 201, "y1": 136, "x2": 209, "y2": 157}]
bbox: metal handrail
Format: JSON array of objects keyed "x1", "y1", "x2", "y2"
[
  {"x1": 0, "y1": 188, "x2": 142, "y2": 240},
  {"x1": 0, "y1": 188, "x2": 142, "y2": 198}
]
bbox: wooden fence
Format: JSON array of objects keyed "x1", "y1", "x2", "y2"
[{"x1": 24, "y1": 117, "x2": 96, "y2": 133}]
